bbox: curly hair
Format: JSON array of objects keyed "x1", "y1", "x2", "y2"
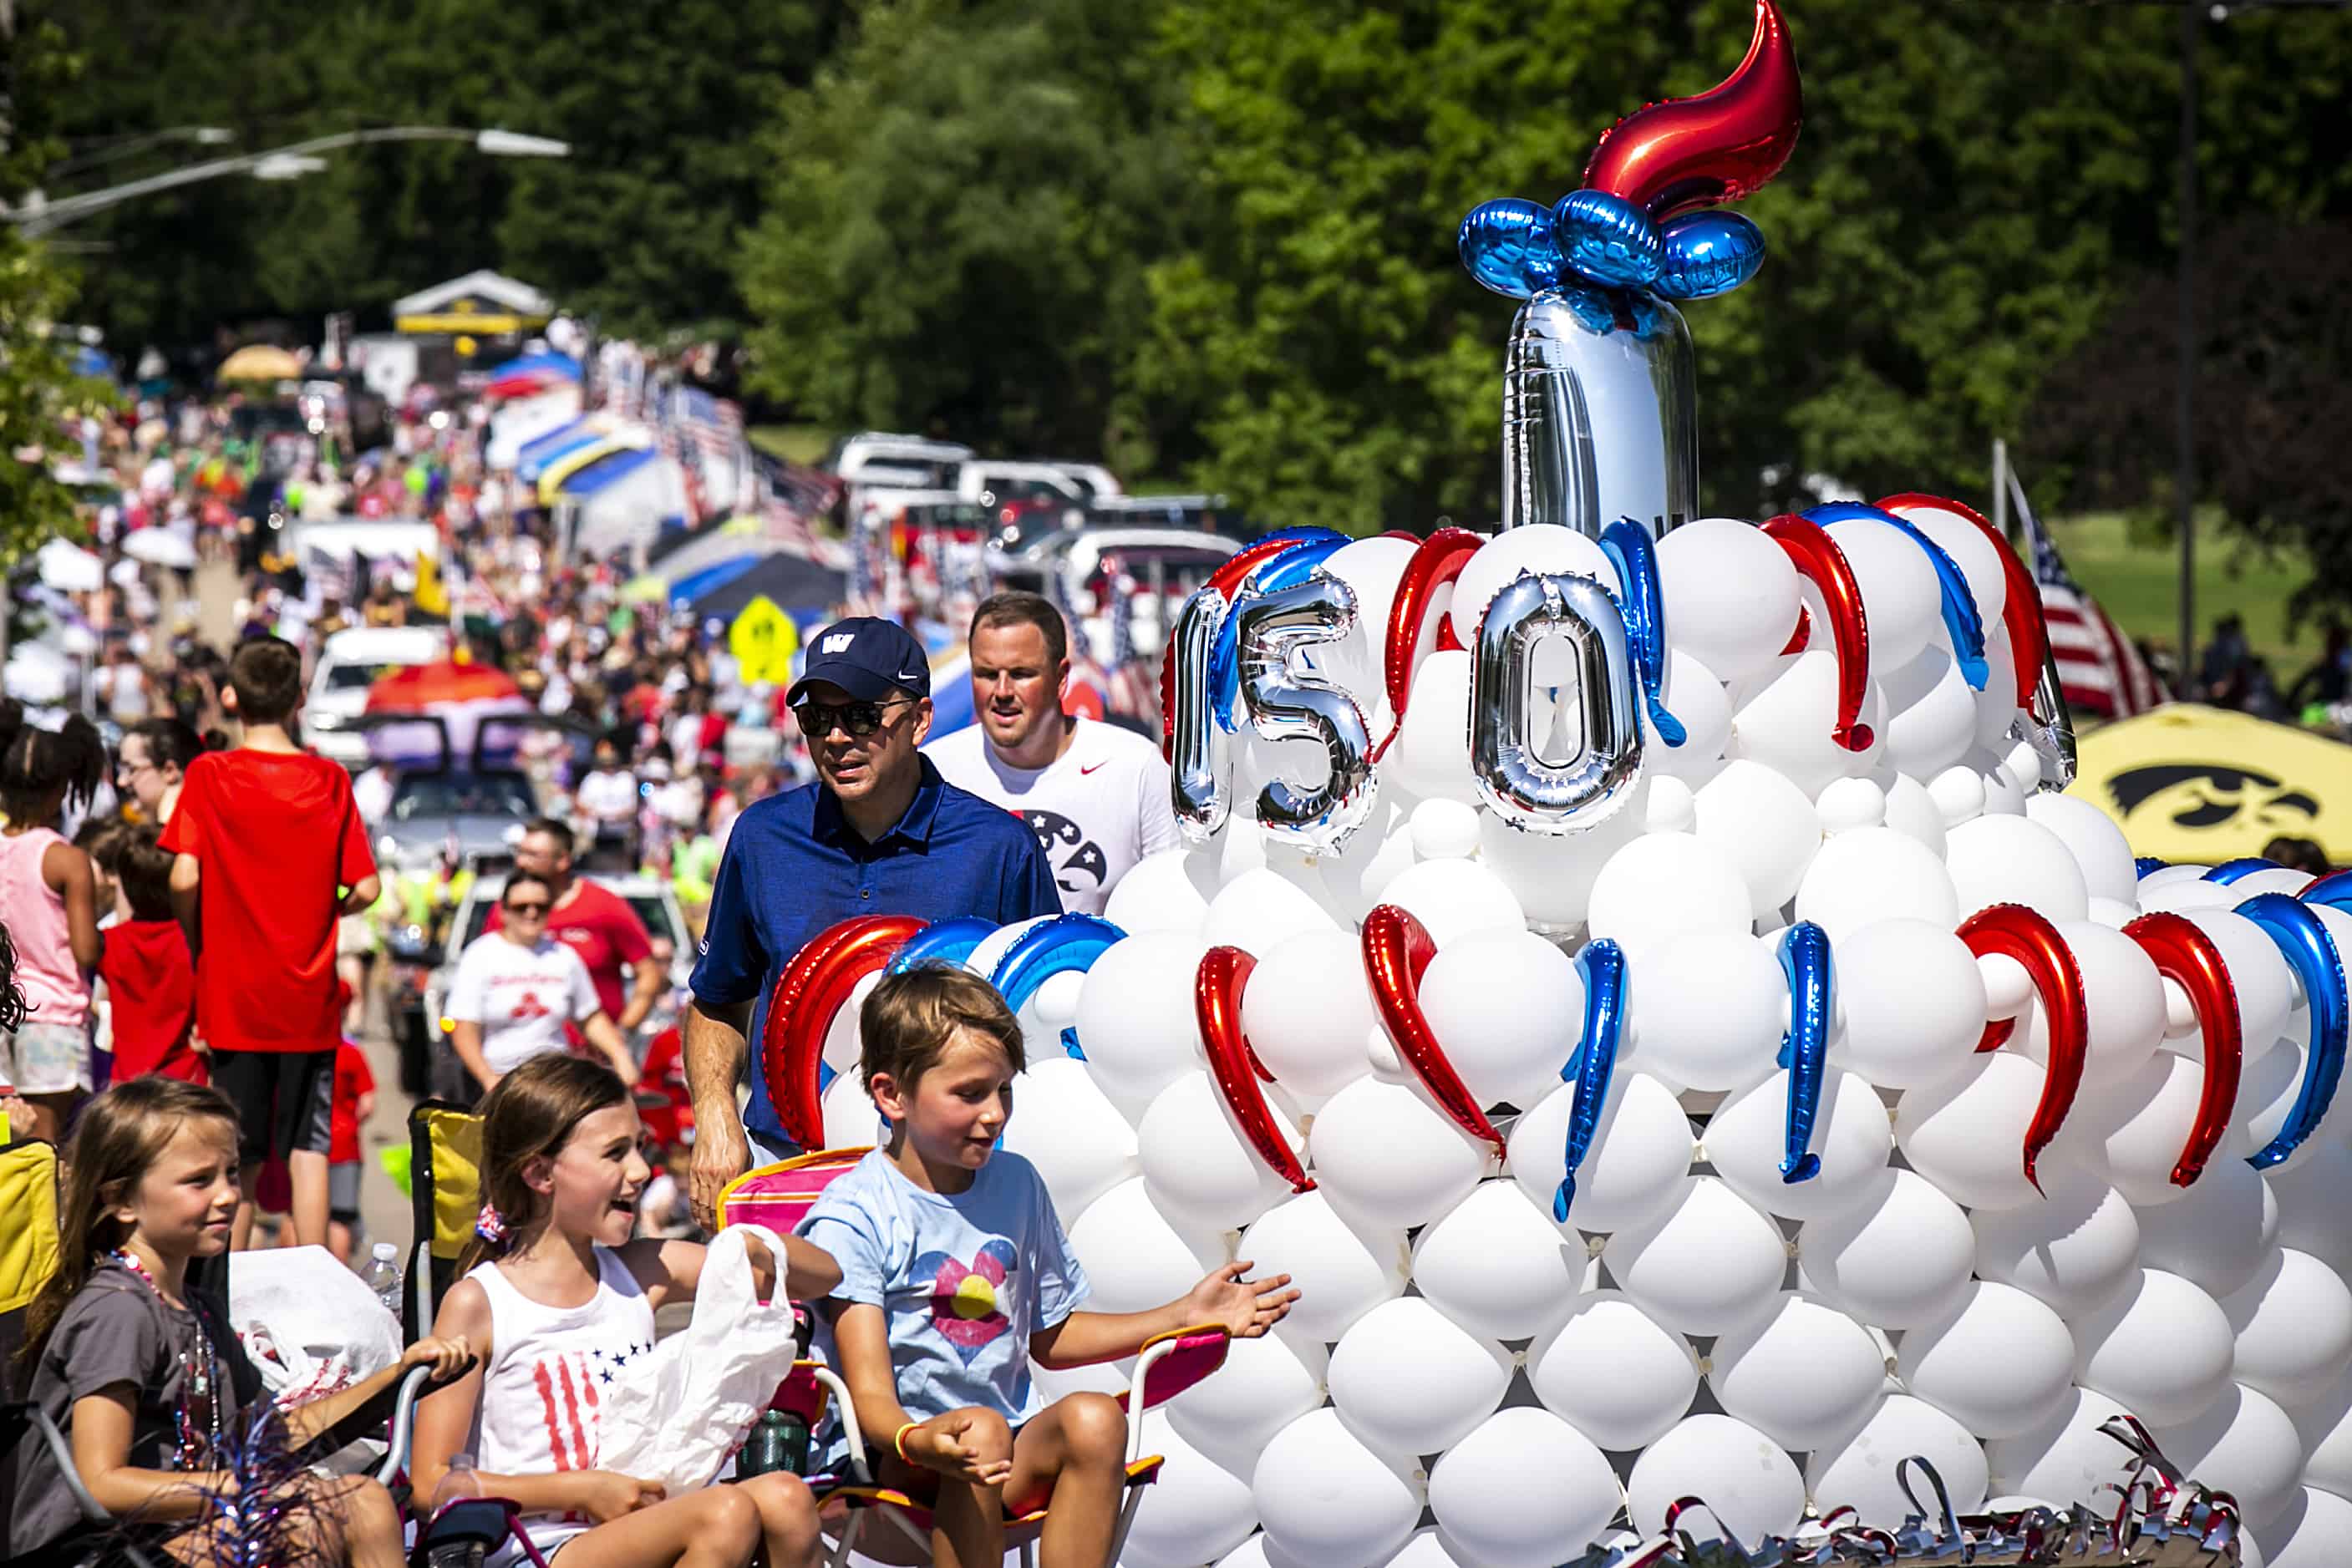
[{"x1": 0, "y1": 922, "x2": 28, "y2": 1033}]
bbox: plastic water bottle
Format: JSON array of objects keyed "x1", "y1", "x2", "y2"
[
  {"x1": 358, "y1": 1242, "x2": 403, "y2": 1319},
  {"x1": 426, "y1": 1454, "x2": 487, "y2": 1568}
]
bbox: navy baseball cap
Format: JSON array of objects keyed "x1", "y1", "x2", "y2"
[{"x1": 785, "y1": 617, "x2": 932, "y2": 705}]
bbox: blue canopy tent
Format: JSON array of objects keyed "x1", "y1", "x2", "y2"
[
  {"x1": 515, "y1": 419, "x2": 602, "y2": 482},
  {"x1": 558, "y1": 445, "x2": 660, "y2": 497},
  {"x1": 499, "y1": 350, "x2": 582, "y2": 382},
  {"x1": 688, "y1": 551, "x2": 846, "y2": 622},
  {"x1": 668, "y1": 553, "x2": 765, "y2": 606}
]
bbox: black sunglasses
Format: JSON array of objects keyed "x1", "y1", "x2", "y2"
[
  {"x1": 792, "y1": 698, "x2": 912, "y2": 738},
  {"x1": 504, "y1": 900, "x2": 551, "y2": 916}
]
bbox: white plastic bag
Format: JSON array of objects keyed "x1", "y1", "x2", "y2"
[
  {"x1": 595, "y1": 1223, "x2": 802, "y2": 1492},
  {"x1": 228, "y1": 1246, "x2": 402, "y2": 1399}
]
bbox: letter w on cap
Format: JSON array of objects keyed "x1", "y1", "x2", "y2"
[{"x1": 821, "y1": 633, "x2": 855, "y2": 654}]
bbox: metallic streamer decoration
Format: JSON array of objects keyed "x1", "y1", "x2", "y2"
[
  {"x1": 2123, "y1": 911, "x2": 2243, "y2": 1189},
  {"x1": 2019, "y1": 625, "x2": 2080, "y2": 792},
  {"x1": 1167, "y1": 586, "x2": 1234, "y2": 845},
  {"x1": 2235, "y1": 891, "x2": 2349, "y2": 1170},
  {"x1": 1233, "y1": 573, "x2": 1381, "y2": 855},
  {"x1": 2136, "y1": 856, "x2": 2172, "y2": 880},
  {"x1": 1803, "y1": 500, "x2": 1989, "y2": 693},
  {"x1": 1195, "y1": 946, "x2": 1314, "y2": 1192},
  {"x1": 2204, "y1": 856, "x2": 2286, "y2": 884},
  {"x1": 1361, "y1": 904, "x2": 1507, "y2": 1158},
  {"x1": 886, "y1": 916, "x2": 1000, "y2": 975},
  {"x1": 1876, "y1": 492, "x2": 2046, "y2": 711},
  {"x1": 1957, "y1": 903, "x2": 2088, "y2": 1195},
  {"x1": 1581, "y1": 0, "x2": 1806, "y2": 221},
  {"x1": 1555, "y1": 938, "x2": 1626, "y2": 1222},
  {"x1": 762, "y1": 914, "x2": 927, "y2": 1148},
  {"x1": 1760, "y1": 513, "x2": 1875, "y2": 751},
  {"x1": 1372, "y1": 526, "x2": 1484, "y2": 763},
  {"x1": 1599, "y1": 517, "x2": 1687, "y2": 744},
  {"x1": 1501, "y1": 282, "x2": 1698, "y2": 538},
  {"x1": 988, "y1": 912, "x2": 1128, "y2": 1017},
  {"x1": 2307, "y1": 868, "x2": 2352, "y2": 911},
  {"x1": 1468, "y1": 571, "x2": 1647, "y2": 835},
  {"x1": 1777, "y1": 921, "x2": 1833, "y2": 1185}
]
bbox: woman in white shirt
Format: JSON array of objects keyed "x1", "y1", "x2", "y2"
[{"x1": 445, "y1": 872, "x2": 636, "y2": 1093}]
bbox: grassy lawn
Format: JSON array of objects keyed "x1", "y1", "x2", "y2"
[
  {"x1": 2045, "y1": 510, "x2": 2321, "y2": 671},
  {"x1": 748, "y1": 424, "x2": 836, "y2": 466}
]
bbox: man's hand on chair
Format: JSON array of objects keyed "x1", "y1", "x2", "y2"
[{"x1": 688, "y1": 1105, "x2": 750, "y2": 1232}]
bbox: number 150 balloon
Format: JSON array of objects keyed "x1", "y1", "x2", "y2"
[{"x1": 1469, "y1": 571, "x2": 1647, "y2": 835}]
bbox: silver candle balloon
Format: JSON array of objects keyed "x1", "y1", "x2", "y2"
[{"x1": 1501, "y1": 283, "x2": 1699, "y2": 540}]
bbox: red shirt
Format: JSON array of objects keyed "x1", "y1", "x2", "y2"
[
  {"x1": 160, "y1": 749, "x2": 376, "y2": 1054},
  {"x1": 329, "y1": 1040, "x2": 374, "y2": 1165},
  {"x1": 99, "y1": 919, "x2": 204, "y2": 1084},
  {"x1": 486, "y1": 880, "x2": 653, "y2": 1020}
]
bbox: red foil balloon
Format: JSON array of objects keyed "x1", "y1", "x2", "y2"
[
  {"x1": 1582, "y1": 0, "x2": 1805, "y2": 221},
  {"x1": 761, "y1": 915, "x2": 927, "y2": 1149},
  {"x1": 1958, "y1": 903, "x2": 2087, "y2": 1195},
  {"x1": 1194, "y1": 946, "x2": 1314, "y2": 1193},
  {"x1": 1360, "y1": 905, "x2": 1507, "y2": 1158},
  {"x1": 1876, "y1": 492, "x2": 2046, "y2": 710},
  {"x1": 1777, "y1": 605, "x2": 1811, "y2": 658},
  {"x1": 1371, "y1": 527, "x2": 1483, "y2": 762},
  {"x1": 1760, "y1": 513, "x2": 1873, "y2": 751},
  {"x1": 2124, "y1": 912, "x2": 2244, "y2": 1189}
]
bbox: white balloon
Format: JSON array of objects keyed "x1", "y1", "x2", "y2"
[
  {"x1": 2024, "y1": 793, "x2": 2139, "y2": 906},
  {"x1": 1693, "y1": 759, "x2": 1822, "y2": 921},
  {"x1": 2222, "y1": 1247, "x2": 2352, "y2": 1408},
  {"x1": 1815, "y1": 775, "x2": 1887, "y2": 835},
  {"x1": 1450, "y1": 525, "x2": 1620, "y2": 645},
  {"x1": 1105, "y1": 848, "x2": 1212, "y2": 936},
  {"x1": 1407, "y1": 796, "x2": 1481, "y2": 860},
  {"x1": 1654, "y1": 517, "x2": 1802, "y2": 687},
  {"x1": 1806, "y1": 1395, "x2": 1989, "y2": 1524},
  {"x1": 2065, "y1": 1050, "x2": 2238, "y2": 1208},
  {"x1": 1605, "y1": 1176, "x2": 1787, "y2": 1336},
  {"x1": 1625, "y1": 1414, "x2": 1807, "y2": 1542},
  {"x1": 1528, "y1": 1290, "x2": 1699, "y2": 1451},
  {"x1": 1794, "y1": 826, "x2": 1962, "y2": 942},
  {"x1": 1882, "y1": 643, "x2": 1980, "y2": 781},
  {"x1": 1380, "y1": 1526, "x2": 1474, "y2": 1568},
  {"x1": 1623, "y1": 931, "x2": 1783, "y2": 1094},
  {"x1": 2009, "y1": 921, "x2": 2166, "y2": 1099},
  {"x1": 1242, "y1": 929, "x2": 1379, "y2": 1104},
  {"x1": 1507, "y1": 1071, "x2": 1694, "y2": 1235},
  {"x1": 2150, "y1": 1382, "x2": 2303, "y2": 1530},
  {"x1": 2071, "y1": 1267, "x2": 2236, "y2": 1427},
  {"x1": 1822, "y1": 515, "x2": 1940, "y2": 669},
  {"x1": 2181, "y1": 909, "x2": 2296, "y2": 1061},
  {"x1": 820, "y1": 1064, "x2": 883, "y2": 1147},
  {"x1": 2289, "y1": 1367, "x2": 2352, "y2": 1500},
  {"x1": 1250, "y1": 1408, "x2": 1420, "y2": 1567},
  {"x1": 1971, "y1": 1163, "x2": 2141, "y2": 1321},
  {"x1": 2135, "y1": 875, "x2": 2245, "y2": 916},
  {"x1": 818, "y1": 968, "x2": 885, "y2": 1072},
  {"x1": 1386, "y1": 651, "x2": 1481, "y2": 805},
  {"x1": 1411, "y1": 1180, "x2": 1583, "y2": 1341},
  {"x1": 1645, "y1": 773, "x2": 1699, "y2": 834},
  {"x1": 1122, "y1": 1410, "x2": 1258, "y2": 1568},
  {"x1": 1928, "y1": 763, "x2": 1989, "y2": 828},
  {"x1": 1832, "y1": 919, "x2": 1988, "y2": 1090},
  {"x1": 1981, "y1": 1385, "x2": 2141, "y2": 1509},
  {"x1": 1883, "y1": 771, "x2": 1950, "y2": 856},
  {"x1": 1138, "y1": 1069, "x2": 1298, "y2": 1231},
  {"x1": 999, "y1": 1057, "x2": 1137, "y2": 1218},
  {"x1": 1651, "y1": 650, "x2": 1735, "y2": 787},
  {"x1": 1978, "y1": 752, "x2": 2028, "y2": 815},
  {"x1": 1427, "y1": 1408, "x2": 1622, "y2": 1568},
  {"x1": 2132, "y1": 1153, "x2": 2278, "y2": 1300},
  {"x1": 2268, "y1": 1134, "x2": 2352, "y2": 1276},
  {"x1": 1419, "y1": 930, "x2": 1583, "y2": 1109},
  {"x1": 1943, "y1": 814, "x2": 2092, "y2": 924},
  {"x1": 2264, "y1": 1486, "x2": 2352, "y2": 1568},
  {"x1": 1376, "y1": 855, "x2": 1527, "y2": 948},
  {"x1": 1800, "y1": 1167, "x2": 1978, "y2": 1329},
  {"x1": 1319, "y1": 535, "x2": 1419, "y2": 706},
  {"x1": 1709, "y1": 1291, "x2": 1887, "y2": 1450},
  {"x1": 1066, "y1": 1177, "x2": 1226, "y2": 1316},
  {"x1": 1166, "y1": 1329, "x2": 1329, "y2": 1474},
  {"x1": 1730, "y1": 650, "x2": 1889, "y2": 799},
  {"x1": 1237, "y1": 1188, "x2": 1407, "y2": 1343},
  {"x1": 1898, "y1": 1281, "x2": 2075, "y2": 1439},
  {"x1": 1074, "y1": 932, "x2": 1209, "y2": 1107},
  {"x1": 1327, "y1": 1296, "x2": 1507, "y2": 1458},
  {"x1": 1475, "y1": 803, "x2": 1642, "y2": 935},
  {"x1": 1308, "y1": 1076, "x2": 1490, "y2": 1231},
  {"x1": 1893, "y1": 1053, "x2": 2058, "y2": 1212},
  {"x1": 2241, "y1": 1038, "x2": 2314, "y2": 1170},
  {"x1": 1202, "y1": 867, "x2": 1342, "y2": 957},
  {"x1": 1586, "y1": 832, "x2": 1754, "y2": 963},
  {"x1": 1706, "y1": 1066, "x2": 1892, "y2": 1223}
]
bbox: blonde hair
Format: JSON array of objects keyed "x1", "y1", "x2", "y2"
[
  {"x1": 857, "y1": 965, "x2": 1025, "y2": 1108},
  {"x1": 456, "y1": 1054, "x2": 632, "y2": 1274}
]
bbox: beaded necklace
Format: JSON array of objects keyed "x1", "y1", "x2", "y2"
[{"x1": 110, "y1": 1247, "x2": 223, "y2": 1469}]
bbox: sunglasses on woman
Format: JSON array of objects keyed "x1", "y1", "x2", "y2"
[
  {"x1": 504, "y1": 900, "x2": 551, "y2": 916},
  {"x1": 791, "y1": 698, "x2": 912, "y2": 738}
]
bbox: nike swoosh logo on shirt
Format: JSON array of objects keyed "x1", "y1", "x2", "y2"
[{"x1": 1079, "y1": 761, "x2": 1106, "y2": 774}]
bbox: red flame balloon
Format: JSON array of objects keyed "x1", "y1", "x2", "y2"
[
  {"x1": 1371, "y1": 527, "x2": 1484, "y2": 763},
  {"x1": 1875, "y1": 493, "x2": 2046, "y2": 711},
  {"x1": 761, "y1": 915, "x2": 927, "y2": 1149},
  {"x1": 1958, "y1": 903, "x2": 2087, "y2": 1195},
  {"x1": 1582, "y1": 0, "x2": 1805, "y2": 221},
  {"x1": 2123, "y1": 912, "x2": 2244, "y2": 1189},
  {"x1": 1195, "y1": 946, "x2": 1314, "y2": 1193},
  {"x1": 1760, "y1": 513, "x2": 1873, "y2": 751},
  {"x1": 1361, "y1": 905, "x2": 1507, "y2": 1158}
]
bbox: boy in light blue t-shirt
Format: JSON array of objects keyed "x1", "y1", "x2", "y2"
[{"x1": 797, "y1": 965, "x2": 1298, "y2": 1568}]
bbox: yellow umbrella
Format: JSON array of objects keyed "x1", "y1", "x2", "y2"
[
  {"x1": 216, "y1": 343, "x2": 302, "y2": 383},
  {"x1": 2065, "y1": 703, "x2": 2352, "y2": 865}
]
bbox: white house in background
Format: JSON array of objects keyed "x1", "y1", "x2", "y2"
[{"x1": 390, "y1": 271, "x2": 557, "y2": 378}]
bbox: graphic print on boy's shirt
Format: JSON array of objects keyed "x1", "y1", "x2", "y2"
[{"x1": 916, "y1": 1239, "x2": 1019, "y2": 1362}]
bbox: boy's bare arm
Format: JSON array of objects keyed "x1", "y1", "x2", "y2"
[
  {"x1": 170, "y1": 851, "x2": 201, "y2": 953},
  {"x1": 341, "y1": 873, "x2": 382, "y2": 914}
]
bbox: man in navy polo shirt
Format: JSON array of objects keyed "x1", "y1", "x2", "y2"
[{"x1": 684, "y1": 615, "x2": 1061, "y2": 1226}]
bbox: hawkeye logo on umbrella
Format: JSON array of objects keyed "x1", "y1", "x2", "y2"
[{"x1": 2106, "y1": 764, "x2": 2319, "y2": 835}]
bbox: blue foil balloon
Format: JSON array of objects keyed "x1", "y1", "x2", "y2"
[
  {"x1": 1599, "y1": 519, "x2": 1686, "y2": 745},
  {"x1": 1777, "y1": 922, "x2": 1833, "y2": 1184},
  {"x1": 2136, "y1": 856, "x2": 2172, "y2": 880},
  {"x1": 1804, "y1": 501, "x2": 1989, "y2": 692},
  {"x1": 2235, "y1": 892, "x2": 2349, "y2": 1170},
  {"x1": 887, "y1": 916, "x2": 1001, "y2": 975},
  {"x1": 1653, "y1": 211, "x2": 1766, "y2": 301},
  {"x1": 1257, "y1": 537, "x2": 1351, "y2": 594},
  {"x1": 1459, "y1": 198, "x2": 1567, "y2": 299},
  {"x1": 1209, "y1": 530, "x2": 1349, "y2": 732},
  {"x1": 2205, "y1": 857, "x2": 2284, "y2": 885},
  {"x1": 2308, "y1": 869, "x2": 2352, "y2": 912},
  {"x1": 988, "y1": 913, "x2": 1129, "y2": 1019},
  {"x1": 1553, "y1": 190, "x2": 1663, "y2": 289},
  {"x1": 1555, "y1": 939, "x2": 1627, "y2": 1223}
]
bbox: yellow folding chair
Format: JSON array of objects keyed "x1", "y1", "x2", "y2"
[{"x1": 405, "y1": 1100, "x2": 485, "y2": 1342}]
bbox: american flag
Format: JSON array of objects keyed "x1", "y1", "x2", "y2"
[{"x1": 2012, "y1": 467, "x2": 2167, "y2": 718}]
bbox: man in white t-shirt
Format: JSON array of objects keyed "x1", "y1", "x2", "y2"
[{"x1": 924, "y1": 591, "x2": 1179, "y2": 916}]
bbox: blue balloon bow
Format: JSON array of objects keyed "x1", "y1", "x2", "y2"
[
  {"x1": 2307, "y1": 869, "x2": 2352, "y2": 913},
  {"x1": 1654, "y1": 211, "x2": 1767, "y2": 301},
  {"x1": 1600, "y1": 519, "x2": 1686, "y2": 746},
  {"x1": 1555, "y1": 940, "x2": 1628, "y2": 1224},
  {"x1": 887, "y1": 916, "x2": 1002, "y2": 975},
  {"x1": 1777, "y1": 922, "x2": 1834, "y2": 1184},
  {"x1": 2234, "y1": 892, "x2": 2349, "y2": 1170},
  {"x1": 1459, "y1": 198, "x2": 1565, "y2": 300},
  {"x1": 1554, "y1": 190, "x2": 1661, "y2": 289},
  {"x1": 1461, "y1": 194, "x2": 1765, "y2": 302},
  {"x1": 1208, "y1": 529, "x2": 1350, "y2": 732},
  {"x1": 1802, "y1": 502, "x2": 1989, "y2": 691},
  {"x1": 2205, "y1": 857, "x2": 2284, "y2": 885},
  {"x1": 2136, "y1": 857, "x2": 2172, "y2": 880},
  {"x1": 988, "y1": 913, "x2": 1129, "y2": 1028}
]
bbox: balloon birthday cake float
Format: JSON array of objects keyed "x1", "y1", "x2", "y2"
[{"x1": 760, "y1": 4, "x2": 2352, "y2": 1562}]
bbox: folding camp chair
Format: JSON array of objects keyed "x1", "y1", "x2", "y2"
[
  {"x1": 404, "y1": 1099, "x2": 485, "y2": 1342},
  {"x1": 717, "y1": 1151, "x2": 1237, "y2": 1568}
]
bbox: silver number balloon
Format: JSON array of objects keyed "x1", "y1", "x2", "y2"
[
  {"x1": 1233, "y1": 575, "x2": 1379, "y2": 854},
  {"x1": 1502, "y1": 282, "x2": 1698, "y2": 539},
  {"x1": 2013, "y1": 636, "x2": 2080, "y2": 793},
  {"x1": 1167, "y1": 586, "x2": 1232, "y2": 845},
  {"x1": 1469, "y1": 571, "x2": 1645, "y2": 834}
]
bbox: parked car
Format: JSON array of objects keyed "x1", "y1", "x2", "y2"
[{"x1": 825, "y1": 431, "x2": 972, "y2": 488}]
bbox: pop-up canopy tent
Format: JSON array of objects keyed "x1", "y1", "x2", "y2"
[{"x1": 688, "y1": 551, "x2": 846, "y2": 622}]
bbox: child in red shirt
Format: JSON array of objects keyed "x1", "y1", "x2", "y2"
[
  {"x1": 98, "y1": 825, "x2": 204, "y2": 1087},
  {"x1": 327, "y1": 1037, "x2": 375, "y2": 1263},
  {"x1": 160, "y1": 636, "x2": 381, "y2": 1251}
]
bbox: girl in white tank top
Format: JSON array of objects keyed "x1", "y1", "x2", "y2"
[{"x1": 409, "y1": 1055, "x2": 846, "y2": 1568}]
